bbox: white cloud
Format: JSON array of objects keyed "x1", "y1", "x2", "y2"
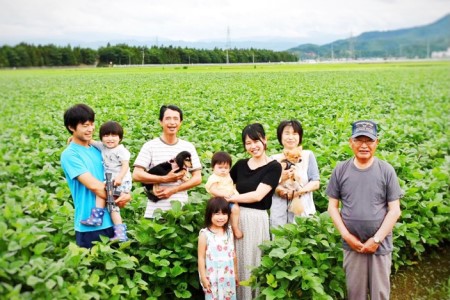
[{"x1": 0, "y1": 0, "x2": 448, "y2": 46}]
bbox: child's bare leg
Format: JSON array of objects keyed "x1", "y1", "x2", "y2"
[
  {"x1": 110, "y1": 209, "x2": 123, "y2": 225},
  {"x1": 110, "y1": 184, "x2": 129, "y2": 242},
  {"x1": 110, "y1": 184, "x2": 126, "y2": 224},
  {"x1": 231, "y1": 203, "x2": 243, "y2": 239},
  {"x1": 96, "y1": 196, "x2": 105, "y2": 208}
]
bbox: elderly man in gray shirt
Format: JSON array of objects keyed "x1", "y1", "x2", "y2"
[{"x1": 327, "y1": 120, "x2": 402, "y2": 300}]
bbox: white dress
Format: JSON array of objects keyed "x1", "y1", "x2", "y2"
[{"x1": 200, "y1": 227, "x2": 237, "y2": 300}]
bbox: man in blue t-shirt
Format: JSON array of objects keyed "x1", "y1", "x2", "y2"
[
  {"x1": 61, "y1": 104, "x2": 131, "y2": 248},
  {"x1": 327, "y1": 120, "x2": 403, "y2": 300}
]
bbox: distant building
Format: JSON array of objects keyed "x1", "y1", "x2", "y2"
[{"x1": 431, "y1": 47, "x2": 450, "y2": 58}]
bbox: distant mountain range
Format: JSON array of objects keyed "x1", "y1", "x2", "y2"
[
  {"x1": 289, "y1": 14, "x2": 450, "y2": 59},
  {"x1": 3, "y1": 14, "x2": 449, "y2": 57}
]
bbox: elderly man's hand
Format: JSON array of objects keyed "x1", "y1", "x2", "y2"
[
  {"x1": 343, "y1": 233, "x2": 364, "y2": 253},
  {"x1": 361, "y1": 238, "x2": 380, "y2": 254}
]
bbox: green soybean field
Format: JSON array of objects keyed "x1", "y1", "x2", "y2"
[{"x1": 0, "y1": 62, "x2": 449, "y2": 299}]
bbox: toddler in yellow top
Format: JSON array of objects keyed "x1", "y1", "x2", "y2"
[{"x1": 205, "y1": 151, "x2": 243, "y2": 239}]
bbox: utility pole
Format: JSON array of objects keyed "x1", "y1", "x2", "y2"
[
  {"x1": 349, "y1": 32, "x2": 354, "y2": 60},
  {"x1": 331, "y1": 44, "x2": 334, "y2": 61},
  {"x1": 142, "y1": 48, "x2": 145, "y2": 65}
]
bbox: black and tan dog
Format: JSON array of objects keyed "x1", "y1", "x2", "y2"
[{"x1": 143, "y1": 151, "x2": 192, "y2": 202}]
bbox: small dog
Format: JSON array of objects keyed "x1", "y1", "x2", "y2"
[
  {"x1": 279, "y1": 147, "x2": 304, "y2": 215},
  {"x1": 143, "y1": 151, "x2": 192, "y2": 202}
]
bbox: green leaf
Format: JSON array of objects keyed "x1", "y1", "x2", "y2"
[
  {"x1": 89, "y1": 273, "x2": 100, "y2": 286},
  {"x1": 8, "y1": 241, "x2": 21, "y2": 252},
  {"x1": 106, "y1": 261, "x2": 117, "y2": 270},
  {"x1": 180, "y1": 224, "x2": 193, "y2": 232},
  {"x1": 261, "y1": 256, "x2": 274, "y2": 268},
  {"x1": 26, "y1": 275, "x2": 42, "y2": 286},
  {"x1": 45, "y1": 279, "x2": 56, "y2": 290},
  {"x1": 170, "y1": 265, "x2": 186, "y2": 277},
  {"x1": 269, "y1": 248, "x2": 286, "y2": 259},
  {"x1": 174, "y1": 289, "x2": 191, "y2": 298},
  {"x1": 266, "y1": 273, "x2": 277, "y2": 288},
  {"x1": 33, "y1": 242, "x2": 48, "y2": 255},
  {"x1": 111, "y1": 284, "x2": 126, "y2": 295},
  {"x1": 320, "y1": 240, "x2": 330, "y2": 248}
]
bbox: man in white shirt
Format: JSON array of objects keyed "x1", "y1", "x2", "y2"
[{"x1": 133, "y1": 105, "x2": 202, "y2": 218}]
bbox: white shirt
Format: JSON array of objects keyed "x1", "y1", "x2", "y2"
[{"x1": 134, "y1": 137, "x2": 201, "y2": 218}]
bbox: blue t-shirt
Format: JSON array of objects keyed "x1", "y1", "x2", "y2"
[{"x1": 61, "y1": 142, "x2": 113, "y2": 232}]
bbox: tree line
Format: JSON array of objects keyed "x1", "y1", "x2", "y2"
[{"x1": 0, "y1": 43, "x2": 299, "y2": 68}]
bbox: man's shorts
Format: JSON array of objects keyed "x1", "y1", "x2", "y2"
[{"x1": 75, "y1": 227, "x2": 114, "y2": 248}]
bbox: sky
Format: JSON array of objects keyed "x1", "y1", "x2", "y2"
[{"x1": 1, "y1": 0, "x2": 449, "y2": 49}]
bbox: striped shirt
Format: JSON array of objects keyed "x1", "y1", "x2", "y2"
[{"x1": 134, "y1": 137, "x2": 202, "y2": 218}]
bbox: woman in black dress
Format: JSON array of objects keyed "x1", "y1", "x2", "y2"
[{"x1": 227, "y1": 123, "x2": 282, "y2": 300}]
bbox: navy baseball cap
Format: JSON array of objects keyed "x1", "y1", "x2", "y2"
[{"x1": 351, "y1": 120, "x2": 378, "y2": 140}]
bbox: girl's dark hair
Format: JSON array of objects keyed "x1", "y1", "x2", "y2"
[
  {"x1": 204, "y1": 197, "x2": 230, "y2": 231},
  {"x1": 99, "y1": 121, "x2": 124, "y2": 141},
  {"x1": 241, "y1": 123, "x2": 266, "y2": 148},
  {"x1": 276, "y1": 120, "x2": 303, "y2": 145},
  {"x1": 159, "y1": 104, "x2": 183, "y2": 121},
  {"x1": 211, "y1": 151, "x2": 232, "y2": 168},
  {"x1": 63, "y1": 103, "x2": 95, "y2": 134}
]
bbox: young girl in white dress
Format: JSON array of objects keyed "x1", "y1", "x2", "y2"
[{"x1": 198, "y1": 197, "x2": 238, "y2": 300}]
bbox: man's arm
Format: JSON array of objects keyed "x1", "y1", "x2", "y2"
[
  {"x1": 78, "y1": 172, "x2": 131, "y2": 208},
  {"x1": 327, "y1": 197, "x2": 364, "y2": 252},
  {"x1": 78, "y1": 172, "x2": 107, "y2": 199},
  {"x1": 362, "y1": 199, "x2": 401, "y2": 253},
  {"x1": 132, "y1": 166, "x2": 186, "y2": 184},
  {"x1": 154, "y1": 169, "x2": 202, "y2": 199}
]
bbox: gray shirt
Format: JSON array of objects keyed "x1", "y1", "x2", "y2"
[
  {"x1": 91, "y1": 142, "x2": 132, "y2": 183},
  {"x1": 326, "y1": 157, "x2": 403, "y2": 254}
]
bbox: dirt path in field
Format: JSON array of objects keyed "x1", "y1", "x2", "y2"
[{"x1": 390, "y1": 243, "x2": 450, "y2": 299}]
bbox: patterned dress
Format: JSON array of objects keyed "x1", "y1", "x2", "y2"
[{"x1": 200, "y1": 227, "x2": 237, "y2": 300}]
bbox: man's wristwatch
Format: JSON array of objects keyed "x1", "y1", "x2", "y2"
[{"x1": 373, "y1": 236, "x2": 381, "y2": 244}]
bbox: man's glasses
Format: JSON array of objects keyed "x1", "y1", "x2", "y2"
[{"x1": 352, "y1": 138, "x2": 376, "y2": 146}]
